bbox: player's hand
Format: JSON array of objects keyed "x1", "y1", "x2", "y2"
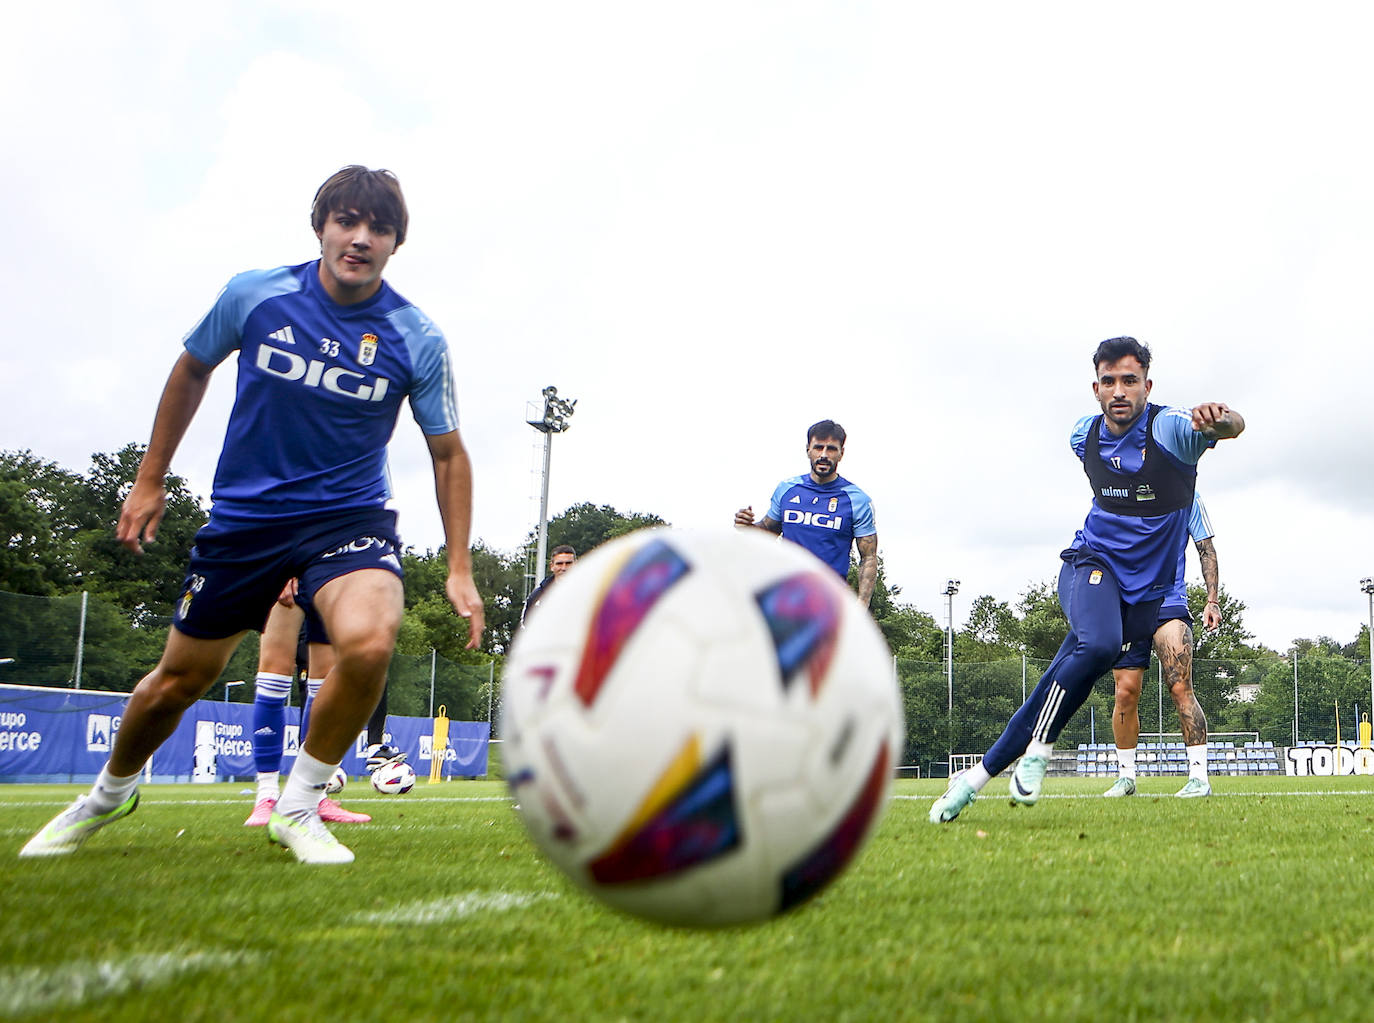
[
  {"x1": 1204, "y1": 599, "x2": 1222, "y2": 631},
  {"x1": 276, "y1": 578, "x2": 299, "y2": 607},
  {"x1": 734, "y1": 505, "x2": 756, "y2": 527},
  {"x1": 1191, "y1": 402, "x2": 1234, "y2": 433},
  {"x1": 116, "y1": 478, "x2": 168, "y2": 555},
  {"x1": 447, "y1": 572, "x2": 486, "y2": 650}
]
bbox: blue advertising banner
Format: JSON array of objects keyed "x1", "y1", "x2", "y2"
[{"x1": 0, "y1": 684, "x2": 488, "y2": 782}]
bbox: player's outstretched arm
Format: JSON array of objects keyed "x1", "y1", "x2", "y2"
[
  {"x1": 425, "y1": 429, "x2": 486, "y2": 650},
  {"x1": 117, "y1": 352, "x2": 215, "y2": 554},
  {"x1": 1191, "y1": 402, "x2": 1245, "y2": 440},
  {"x1": 855, "y1": 534, "x2": 879, "y2": 609}
]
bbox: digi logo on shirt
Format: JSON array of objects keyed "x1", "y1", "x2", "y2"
[
  {"x1": 783, "y1": 509, "x2": 844, "y2": 530},
  {"x1": 255, "y1": 344, "x2": 391, "y2": 402}
]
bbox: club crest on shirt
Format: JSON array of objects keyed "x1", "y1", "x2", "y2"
[
  {"x1": 1089, "y1": 570, "x2": 1103, "y2": 586},
  {"x1": 359, "y1": 333, "x2": 379, "y2": 366},
  {"x1": 828, "y1": 497, "x2": 837, "y2": 512}
]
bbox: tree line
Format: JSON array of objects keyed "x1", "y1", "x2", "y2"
[{"x1": 3, "y1": 446, "x2": 1370, "y2": 751}]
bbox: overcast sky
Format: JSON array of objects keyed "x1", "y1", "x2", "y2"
[{"x1": 4, "y1": 3, "x2": 1371, "y2": 652}]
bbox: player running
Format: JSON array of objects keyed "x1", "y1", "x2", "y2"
[
  {"x1": 930, "y1": 337, "x2": 1243, "y2": 823},
  {"x1": 21, "y1": 165, "x2": 484, "y2": 864}
]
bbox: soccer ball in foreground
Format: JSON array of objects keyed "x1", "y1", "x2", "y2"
[
  {"x1": 501, "y1": 527, "x2": 903, "y2": 927},
  {"x1": 324, "y1": 766, "x2": 347, "y2": 795},
  {"x1": 372, "y1": 761, "x2": 417, "y2": 794}
]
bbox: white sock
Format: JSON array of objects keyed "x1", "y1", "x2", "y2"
[
  {"x1": 963, "y1": 763, "x2": 992, "y2": 792},
  {"x1": 255, "y1": 771, "x2": 280, "y2": 802},
  {"x1": 1117, "y1": 747, "x2": 1138, "y2": 779},
  {"x1": 278, "y1": 749, "x2": 338, "y2": 819},
  {"x1": 89, "y1": 763, "x2": 140, "y2": 814},
  {"x1": 1187, "y1": 743, "x2": 1208, "y2": 780},
  {"x1": 1026, "y1": 738, "x2": 1054, "y2": 759}
]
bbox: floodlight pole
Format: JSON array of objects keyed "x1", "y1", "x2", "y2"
[
  {"x1": 527, "y1": 386, "x2": 576, "y2": 596},
  {"x1": 1362, "y1": 578, "x2": 1374, "y2": 731},
  {"x1": 943, "y1": 579, "x2": 960, "y2": 769}
]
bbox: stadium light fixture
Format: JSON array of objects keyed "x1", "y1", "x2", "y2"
[
  {"x1": 943, "y1": 579, "x2": 960, "y2": 771},
  {"x1": 527, "y1": 386, "x2": 577, "y2": 599}
]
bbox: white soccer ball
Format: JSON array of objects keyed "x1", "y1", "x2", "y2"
[
  {"x1": 372, "y1": 761, "x2": 417, "y2": 794},
  {"x1": 324, "y1": 766, "x2": 347, "y2": 795},
  {"x1": 501, "y1": 527, "x2": 903, "y2": 927}
]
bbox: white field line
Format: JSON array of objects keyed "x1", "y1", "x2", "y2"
[
  {"x1": 349, "y1": 890, "x2": 557, "y2": 926},
  {"x1": 0, "y1": 950, "x2": 251, "y2": 1017},
  {"x1": 894, "y1": 789, "x2": 1374, "y2": 800}
]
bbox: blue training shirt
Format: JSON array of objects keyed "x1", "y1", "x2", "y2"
[
  {"x1": 183, "y1": 261, "x2": 458, "y2": 523},
  {"x1": 766, "y1": 474, "x2": 876, "y2": 579},
  {"x1": 1069, "y1": 406, "x2": 1214, "y2": 604}
]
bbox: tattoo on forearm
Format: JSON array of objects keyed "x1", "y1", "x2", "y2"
[{"x1": 1196, "y1": 538, "x2": 1218, "y2": 601}]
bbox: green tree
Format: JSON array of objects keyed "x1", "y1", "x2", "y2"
[
  {"x1": 527, "y1": 502, "x2": 669, "y2": 571},
  {"x1": 398, "y1": 542, "x2": 525, "y2": 657},
  {"x1": 1192, "y1": 584, "x2": 1258, "y2": 660},
  {"x1": 0, "y1": 450, "x2": 84, "y2": 594},
  {"x1": 72, "y1": 445, "x2": 208, "y2": 626},
  {"x1": 957, "y1": 594, "x2": 1023, "y2": 660},
  {"x1": 1017, "y1": 582, "x2": 1069, "y2": 659}
]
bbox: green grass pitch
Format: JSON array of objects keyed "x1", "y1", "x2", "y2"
[{"x1": 4, "y1": 776, "x2": 1374, "y2": 1022}]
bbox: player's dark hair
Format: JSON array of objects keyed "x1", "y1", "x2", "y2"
[
  {"x1": 807, "y1": 419, "x2": 846, "y2": 447},
  {"x1": 311, "y1": 166, "x2": 409, "y2": 247},
  {"x1": 550, "y1": 545, "x2": 576, "y2": 558},
  {"x1": 1093, "y1": 336, "x2": 1151, "y2": 374}
]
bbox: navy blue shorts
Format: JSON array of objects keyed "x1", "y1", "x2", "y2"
[
  {"x1": 1114, "y1": 602, "x2": 1193, "y2": 670},
  {"x1": 172, "y1": 508, "x2": 402, "y2": 640},
  {"x1": 294, "y1": 587, "x2": 330, "y2": 645}
]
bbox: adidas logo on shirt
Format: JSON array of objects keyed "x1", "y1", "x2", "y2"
[{"x1": 268, "y1": 326, "x2": 296, "y2": 345}]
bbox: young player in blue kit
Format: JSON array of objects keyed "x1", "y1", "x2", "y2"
[
  {"x1": 930, "y1": 337, "x2": 1243, "y2": 823},
  {"x1": 734, "y1": 419, "x2": 879, "y2": 607},
  {"x1": 21, "y1": 166, "x2": 484, "y2": 864}
]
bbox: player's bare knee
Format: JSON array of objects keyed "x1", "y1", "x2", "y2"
[
  {"x1": 135, "y1": 667, "x2": 212, "y2": 713},
  {"x1": 334, "y1": 634, "x2": 394, "y2": 678}
]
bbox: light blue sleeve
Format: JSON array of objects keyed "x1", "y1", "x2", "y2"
[
  {"x1": 848, "y1": 485, "x2": 876, "y2": 538},
  {"x1": 1070, "y1": 414, "x2": 1095, "y2": 460},
  {"x1": 1153, "y1": 405, "x2": 1213, "y2": 464},
  {"x1": 389, "y1": 304, "x2": 459, "y2": 435},
  {"x1": 1188, "y1": 492, "x2": 1214, "y2": 542},
  {"x1": 766, "y1": 477, "x2": 799, "y2": 521},
  {"x1": 182, "y1": 267, "x2": 300, "y2": 368}
]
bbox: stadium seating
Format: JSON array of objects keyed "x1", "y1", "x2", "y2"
[{"x1": 1075, "y1": 739, "x2": 1283, "y2": 777}]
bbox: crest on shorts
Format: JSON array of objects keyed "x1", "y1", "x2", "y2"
[
  {"x1": 359, "y1": 333, "x2": 379, "y2": 366},
  {"x1": 1089, "y1": 570, "x2": 1103, "y2": 586}
]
